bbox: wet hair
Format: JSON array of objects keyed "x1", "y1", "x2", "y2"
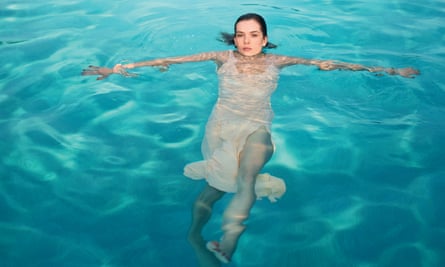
[{"x1": 219, "y1": 13, "x2": 277, "y2": 49}]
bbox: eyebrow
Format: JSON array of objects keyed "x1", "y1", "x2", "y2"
[{"x1": 236, "y1": 30, "x2": 261, "y2": 34}]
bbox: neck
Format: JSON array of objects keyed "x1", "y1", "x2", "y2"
[{"x1": 235, "y1": 50, "x2": 265, "y2": 59}]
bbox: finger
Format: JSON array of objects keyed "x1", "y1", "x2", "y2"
[
  {"x1": 82, "y1": 66, "x2": 99, "y2": 72},
  {"x1": 81, "y1": 70, "x2": 97, "y2": 76},
  {"x1": 84, "y1": 66, "x2": 101, "y2": 72},
  {"x1": 96, "y1": 74, "x2": 108, "y2": 80}
]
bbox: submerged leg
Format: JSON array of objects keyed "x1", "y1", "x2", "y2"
[
  {"x1": 217, "y1": 127, "x2": 274, "y2": 261},
  {"x1": 188, "y1": 185, "x2": 225, "y2": 267}
]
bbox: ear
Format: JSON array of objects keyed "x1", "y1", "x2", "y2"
[{"x1": 263, "y1": 36, "x2": 268, "y2": 47}]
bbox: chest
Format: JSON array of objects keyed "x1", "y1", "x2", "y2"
[{"x1": 233, "y1": 60, "x2": 270, "y2": 74}]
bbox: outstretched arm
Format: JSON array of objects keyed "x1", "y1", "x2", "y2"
[
  {"x1": 82, "y1": 51, "x2": 224, "y2": 80},
  {"x1": 274, "y1": 55, "x2": 420, "y2": 78},
  {"x1": 317, "y1": 60, "x2": 419, "y2": 78}
]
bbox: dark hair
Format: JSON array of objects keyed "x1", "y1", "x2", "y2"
[{"x1": 219, "y1": 13, "x2": 277, "y2": 49}]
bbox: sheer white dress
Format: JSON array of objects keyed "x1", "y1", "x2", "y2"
[{"x1": 184, "y1": 51, "x2": 286, "y2": 202}]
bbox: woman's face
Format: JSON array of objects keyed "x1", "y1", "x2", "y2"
[{"x1": 234, "y1": 19, "x2": 268, "y2": 57}]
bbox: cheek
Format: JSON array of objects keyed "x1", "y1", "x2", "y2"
[
  {"x1": 257, "y1": 39, "x2": 266, "y2": 48},
  {"x1": 262, "y1": 38, "x2": 267, "y2": 46},
  {"x1": 233, "y1": 38, "x2": 240, "y2": 47}
]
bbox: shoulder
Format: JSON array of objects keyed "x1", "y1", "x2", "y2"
[
  {"x1": 265, "y1": 53, "x2": 309, "y2": 68},
  {"x1": 265, "y1": 53, "x2": 287, "y2": 65},
  {"x1": 193, "y1": 50, "x2": 232, "y2": 64},
  {"x1": 214, "y1": 50, "x2": 232, "y2": 63}
]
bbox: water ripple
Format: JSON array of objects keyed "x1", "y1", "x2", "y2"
[{"x1": 1, "y1": 1, "x2": 444, "y2": 267}]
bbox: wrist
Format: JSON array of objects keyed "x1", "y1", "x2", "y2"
[
  {"x1": 123, "y1": 63, "x2": 135, "y2": 69},
  {"x1": 112, "y1": 64, "x2": 123, "y2": 73},
  {"x1": 386, "y1": 68, "x2": 397, "y2": 75}
]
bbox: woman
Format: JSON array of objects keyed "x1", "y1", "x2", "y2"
[{"x1": 82, "y1": 13, "x2": 419, "y2": 265}]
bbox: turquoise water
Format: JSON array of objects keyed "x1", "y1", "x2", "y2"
[{"x1": 1, "y1": 0, "x2": 445, "y2": 266}]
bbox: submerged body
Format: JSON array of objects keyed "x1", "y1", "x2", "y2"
[{"x1": 184, "y1": 50, "x2": 285, "y2": 199}]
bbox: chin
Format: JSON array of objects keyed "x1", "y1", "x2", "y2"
[{"x1": 239, "y1": 50, "x2": 262, "y2": 57}]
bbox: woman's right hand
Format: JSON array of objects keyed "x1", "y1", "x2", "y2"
[
  {"x1": 81, "y1": 64, "x2": 137, "y2": 80},
  {"x1": 81, "y1": 65, "x2": 114, "y2": 80}
]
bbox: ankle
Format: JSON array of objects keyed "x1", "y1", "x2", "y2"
[{"x1": 187, "y1": 232, "x2": 204, "y2": 246}]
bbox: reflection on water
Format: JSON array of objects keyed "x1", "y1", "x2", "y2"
[{"x1": 1, "y1": 0, "x2": 445, "y2": 266}]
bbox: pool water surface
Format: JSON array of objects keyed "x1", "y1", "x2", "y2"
[{"x1": 1, "y1": 0, "x2": 445, "y2": 266}]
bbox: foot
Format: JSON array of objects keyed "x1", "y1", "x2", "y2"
[
  {"x1": 188, "y1": 234, "x2": 222, "y2": 267},
  {"x1": 206, "y1": 241, "x2": 231, "y2": 264}
]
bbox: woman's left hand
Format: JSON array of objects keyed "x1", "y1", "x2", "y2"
[
  {"x1": 318, "y1": 60, "x2": 337, "y2": 71},
  {"x1": 395, "y1": 67, "x2": 420, "y2": 78}
]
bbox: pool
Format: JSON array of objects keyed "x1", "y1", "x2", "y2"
[{"x1": 1, "y1": 0, "x2": 444, "y2": 266}]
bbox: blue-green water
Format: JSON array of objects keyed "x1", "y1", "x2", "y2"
[{"x1": 1, "y1": 0, "x2": 445, "y2": 266}]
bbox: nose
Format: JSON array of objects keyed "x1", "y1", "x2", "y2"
[{"x1": 243, "y1": 36, "x2": 250, "y2": 44}]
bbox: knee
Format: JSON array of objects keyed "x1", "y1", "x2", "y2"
[
  {"x1": 235, "y1": 172, "x2": 256, "y2": 193},
  {"x1": 196, "y1": 186, "x2": 225, "y2": 205},
  {"x1": 237, "y1": 171, "x2": 256, "y2": 184},
  {"x1": 193, "y1": 198, "x2": 212, "y2": 211}
]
